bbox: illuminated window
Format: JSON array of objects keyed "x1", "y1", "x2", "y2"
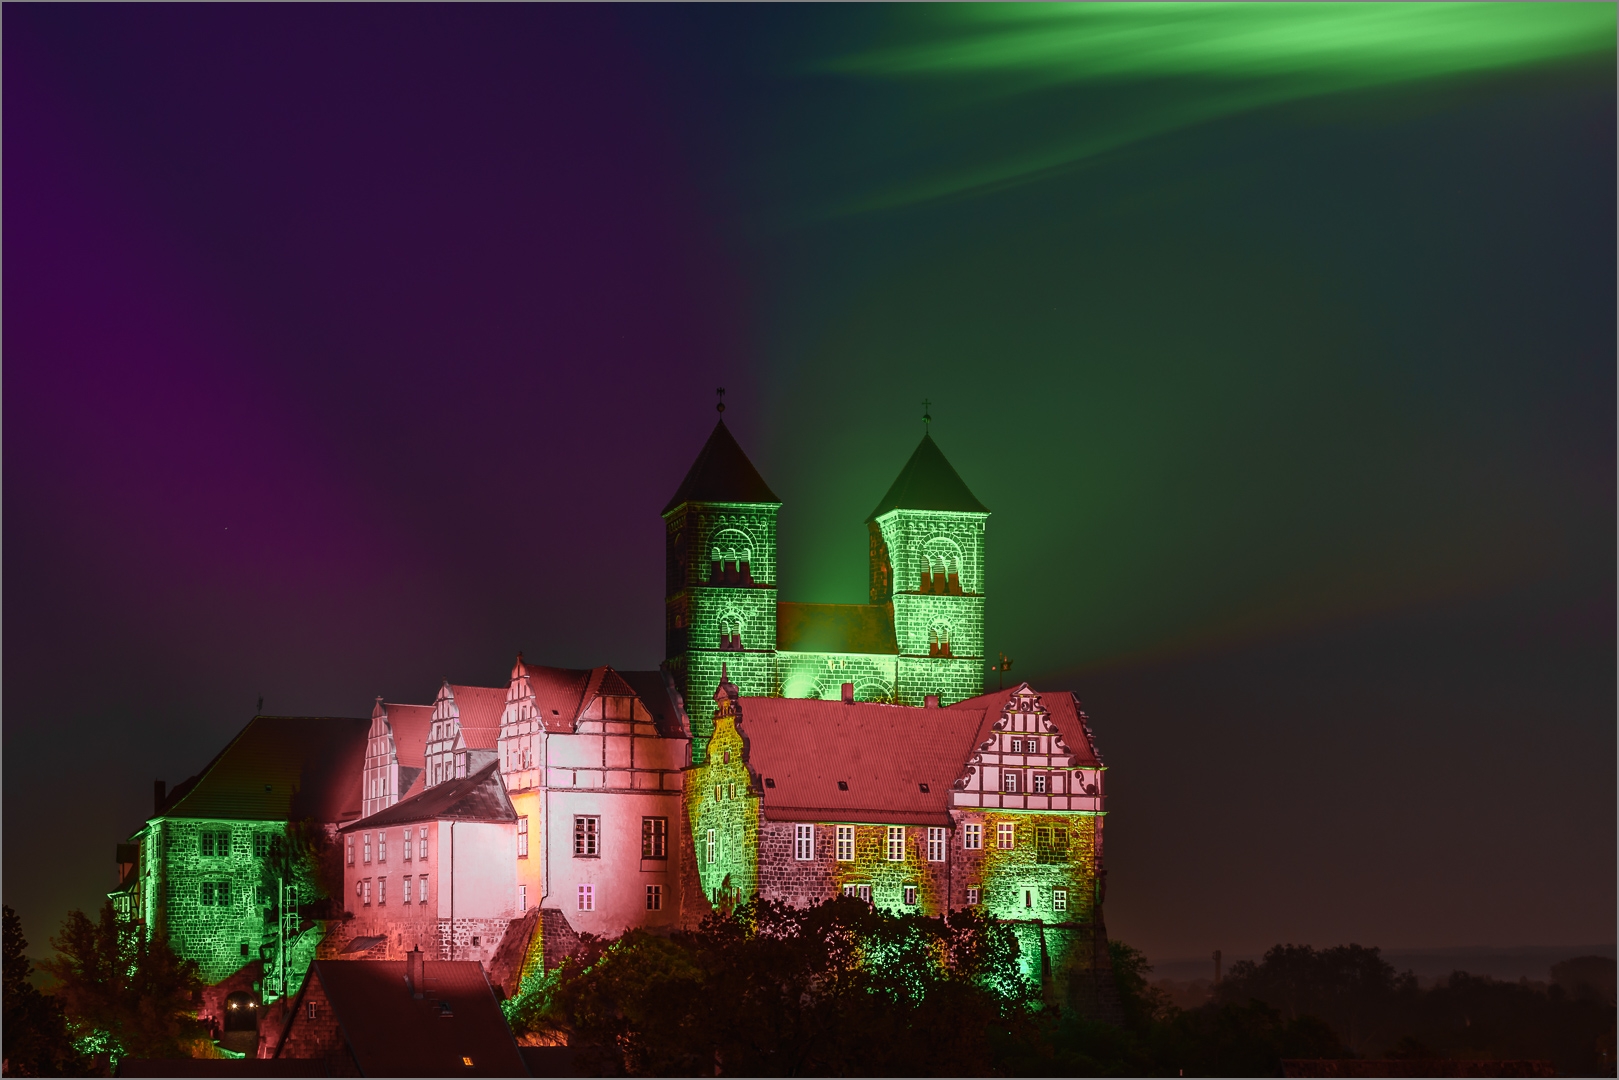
[
  {"x1": 456, "y1": 753, "x2": 467, "y2": 778},
  {"x1": 201, "y1": 830, "x2": 230, "y2": 857},
  {"x1": 378, "y1": 876, "x2": 386, "y2": 906},
  {"x1": 308, "y1": 1002, "x2": 317, "y2": 1020},
  {"x1": 363, "y1": 880, "x2": 371, "y2": 906},
  {"x1": 461, "y1": 1057, "x2": 474, "y2": 1068},
  {"x1": 927, "y1": 827, "x2": 946, "y2": 862},
  {"x1": 254, "y1": 833, "x2": 271, "y2": 858},
  {"x1": 963, "y1": 823, "x2": 982, "y2": 850},
  {"x1": 1033, "y1": 774, "x2": 1047, "y2": 794},
  {"x1": 857, "y1": 884, "x2": 871, "y2": 903},
  {"x1": 795, "y1": 824, "x2": 814, "y2": 861},
  {"x1": 378, "y1": 832, "x2": 387, "y2": 863},
  {"x1": 706, "y1": 829, "x2": 716, "y2": 865},
  {"x1": 574, "y1": 817, "x2": 599, "y2": 857},
  {"x1": 404, "y1": 877, "x2": 413, "y2": 904},
  {"x1": 715, "y1": 784, "x2": 723, "y2": 802},
  {"x1": 903, "y1": 885, "x2": 918, "y2": 906},
  {"x1": 966, "y1": 886, "x2": 980, "y2": 905},
  {"x1": 518, "y1": 884, "x2": 525, "y2": 912},
  {"x1": 404, "y1": 833, "x2": 412, "y2": 861},
  {"x1": 363, "y1": 834, "x2": 372, "y2": 863},
  {"x1": 646, "y1": 885, "x2": 662, "y2": 911},
  {"x1": 836, "y1": 826, "x2": 855, "y2": 862},
  {"x1": 1003, "y1": 772, "x2": 1020, "y2": 794},
  {"x1": 419, "y1": 827, "x2": 429, "y2": 863},
  {"x1": 419, "y1": 875, "x2": 428, "y2": 904},
  {"x1": 1054, "y1": 888, "x2": 1068, "y2": 912},
  {"x1": 728, "y1": 781, "x2": 736, "y2": 800},
  {"x1": 346, "y1": 836, "x2": 354, "y2": 866},
  {"x1": 518, "y1": 817, "x2": 529, "y2": 859},
  {"x1": 887, "y1": 826, "x2": 905, "y2": 862},
  {"x1": 1009, "y1": 738, "x2": 1023, "y2": 753},
  {"x1": 577, "y1": 884, "x2": 594, "y2": 912},
  {"x1": 997, "y1": 822, "x2": 1016, "y2": 849},
  {"x1": 642, "y1": 817, "x2": 668, "y2": 859}
]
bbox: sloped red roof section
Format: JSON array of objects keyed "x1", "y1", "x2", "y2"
[
  {"x1": 738, "y1": 698, "x2": 986, "y2": 826},
  {"x1": 343, "y1": 761, "x2": 515, "y2": 831},
  {"x1": 518, "y1": 663, "x2": 593, "y2": 733},
  {"x1": 303, "y1": 959, "x2": 526, "y2": 1077},
  {"x1": 949, "y1": 685, "x2": 1103, "y2": 768},
  {"x1": 448, "y1": 685, "x2": 506, "y2": 750},
  {"x1": 383, "y1": 703, "x2": 435, "y2": 770},
  {"x1": 161, "y1": 716, "x2": 368, "y2": 824}
]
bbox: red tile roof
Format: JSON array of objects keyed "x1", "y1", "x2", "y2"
[
  {"x1": 777, "y1": 602, "x2": 899, "y2": 655},
  {"x1": 949, "y1": 685, "x2": 1104, "y2": 768},
  {"x1": 342, "y1": 761, "x2": 515, "y2": 832},
  {"x1": 662, "y1": 418, "x2": 780, "y2": 514},
  {"x1": 298, "y1": 959, "x2": 527, "y2": 1077},
  {"x1": 447, "y1": 685, "x2": 506, "y2": 750},
  {"x1": 738, "y1": 698, "x2": 987, "y2": 826},
  {"x1": 383, "y1": 703, "x2": 435, "y2": 770},
  {"x1": 517, "y1": 663, "x2": 593, "y2": 733},
  {"x1": 160, "y1": 716, "x2": 369, "y2": 824}
]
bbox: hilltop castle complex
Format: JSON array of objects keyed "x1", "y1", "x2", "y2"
[{"x1": 111, "y1": 415, "x2": 1116, "y2": 1048}]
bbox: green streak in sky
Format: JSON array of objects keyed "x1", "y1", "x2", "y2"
[{"x1": 824, "y1": 3, "x2": 1614, "y2": 211}]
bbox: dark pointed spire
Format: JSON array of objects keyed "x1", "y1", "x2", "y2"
[
  {"x1": 663, "y1": 419, "x2": 780, "y2": 514},
  {"x1": 867, "y1": 432, "x2": 988, "y2": 521}
]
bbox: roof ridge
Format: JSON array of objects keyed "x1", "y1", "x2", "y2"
[
  {"x1": 867, "y1": 431, "x2": 988, "y2": 521},
  {"x1": 662, "y1": 418, "x2": 780, "y2": 514}
]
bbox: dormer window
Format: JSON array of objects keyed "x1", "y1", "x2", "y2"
[{"x1": 1010, "y1": 738, "x2": 1023, "y2": 753}]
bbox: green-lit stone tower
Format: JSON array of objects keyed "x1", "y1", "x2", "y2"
[
  {"x1": 664, "y1": 417, "x2": 781, "y2": 763},
  {"x1": 867, "y1": 431, "x2": 989, "y2": 706}
]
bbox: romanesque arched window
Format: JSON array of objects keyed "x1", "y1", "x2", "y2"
[
  {"x1": 928, "y1": 617, "x2": 954, "y2": 658},
  {"x1": 920, "y1": 536, "x2": 964, "y2": 595},
  {"x1": 709, "y1": 528, "x2": 755, "y2": 586},
  {"x1": 718, "y1": 609, "x2": 744, "y2": 651}
]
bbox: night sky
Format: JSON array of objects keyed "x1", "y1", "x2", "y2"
[{"x1": 6, "y1": 6, "x2": 1613, "y2": 965}]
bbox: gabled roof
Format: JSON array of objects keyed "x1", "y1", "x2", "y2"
[
  {"x1": 342, "y1": 761, "x2": 515, "y2": 832},
  {"x1": 514, "y1": 661, "x2": 686, "y2": 738},
  {"x1": 382, "y1": 703, "x2": 435, "y2": 770},
  {"x1": 867, "y1": 431, "x2": 988, "y2": 521},
  {"x1": 517, "y1": 662, "x2": 594, "y2": 734},
  {"x1": 777, "y1": 602, "x2": 899, "y2": 655},
  {"x1": 300, "y1": 959, "x2": 526, "y2": 1077},
  {"x1": 446, "y1": 685, "x2": 506, "y2": 750},
  {"x1": 617, "y1": 668, "x2": 687, "y2": 738},
  {"x1": 159, "y1": 716, "x2": 368, "y2": 823},
  {"x1": 949, "y1": 685, "x2": 1103, "y2": 768},
  {"x1": 738, "y1": 698, "x2": 987, "y2": 826},
  {"x1": 662, "y1": 419, "x2": 780, "y2": 514}
]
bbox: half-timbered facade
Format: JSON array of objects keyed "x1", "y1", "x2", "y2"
[
  {"x1": 422, "y1": 682, "x2": 506, "y2": 790},
  {"x1": 361, "y1": 699, "x2": 434, "y2": 820}
]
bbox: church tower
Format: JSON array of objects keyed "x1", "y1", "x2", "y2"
[
  {"x1": 664, "y1": 414, "x2": 781, "y2": 763},
  {"x1": 868, "y1": 430, "x2": 989, "y2": 706}
]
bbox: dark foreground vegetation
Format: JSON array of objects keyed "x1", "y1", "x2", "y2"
[{"x1": 4, "y1": 899, "x2": 1613, "y2": 1076}]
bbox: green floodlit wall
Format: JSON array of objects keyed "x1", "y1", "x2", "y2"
[
  {"x1": 828, "y1": 825, "x2": 943, "y2": 914},
  {"x1": 666, "y1": 502, "x2": 780, "y2": 763},
  {"x1": 138, "y1": 818, "x2": 282, "y2": 985},
  {"x1": 778, "y1": 651, "x2": 897, "y2": 702},
  {"x1": 872, "y1": 508, "x2": 987, "y2": 706},
  {"x1": 685, "y1": 707, "x2": 760, "y2": 904},
  {"x1": 976, "y1": 814, "x2": 1098, "y2": 924}
]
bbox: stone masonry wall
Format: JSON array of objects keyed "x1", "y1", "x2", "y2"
[
  {"x1": 951, "y1": 811, "x2": 1097, "y2": 924},
  {"x1": 895, "y1": 655, "x2": 985, "y2": 708},
  {"x1": 150, "y1": 818, "x2": 284, "y2": 984},
  {"x1": 777, "y1": 651, "x2": 897, "y2": 702}
]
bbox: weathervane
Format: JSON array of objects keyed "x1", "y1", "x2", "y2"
[
  {"x1": 716, "y1": 387, "x2": 726, "y2": 414},
  {"x1": 922, "y1": 398, "x2": 932, "y2": 429}
]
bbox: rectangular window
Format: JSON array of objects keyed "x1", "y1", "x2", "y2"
[
  {"x1": 966, "y1": 886, "x2": 981, "y2": 905},
  {"x1": 715, "y1": 784, "x2": 722, "y2": 802},
  {"x1": 378, "y1": 831, "x2": 387, "y2": 862},
  {"x1": 378, "y1": 876, "x2": 386, "y2": 906},
  {"x1": 201, "y1": 830, "x2": 230, "y2": 857},
  {"x1": 1036, "y1": 826, "x2": 1067, "y2": 864},
  {"x1": 363, "y1": 833, "x2": 372, "y2": 863},
  {"x1": 857, "y1": 884, "x2": 871, "y2": 903},
  {"x1": 456, "y1": 753, "x2": 467, "y2": 778},
  {"x1": 706, "y1": 829, "x2": 716, "y2": 865},
  {"x1": 404, "y1": 877, "x2": 413, "y2": 904},
  {"x1": 307, "y1": 1001, "x2": 317, "y2": 1020},
  {"x1": 926, "y1": 827, "x2": 946, "y2": 862},
  {"x1": 642, "y1": 817, "x2": 668, "y2": 859},
  {"x1": 574, "y1": 816, "x2": 599, "y2": 857},
  {"x1": 346, "y1": 836, "x2": 354, "y2": 866},
  {"x1": 1033, "y1": 774, "x2": 1047, "y2": 794},
  {"x1": 903, "y1": 885, "x2": 918, "y2": 906},
  {"x1": 254, "y1": 833, "x2": 271, "y2": 858},
  {"x1": 836, "y1": 825, "x2": 855, "y2": 862},
  {"x1": 886, "y1": 826, "x2": 905, "y2": 862},
  {"x1": 998, "y1": 822, "x2": 1016, "y2": 849},
  {"x1": 1003, "y1": 771, "x2": 1020, "y2": 794},
  {"x1": 518, "y1": 817, "x2": 529, "y2": 859},
  {"x1": 963, "y1": 823, "x2": 982, "y2": 850},
  {"x1": 1054, "y1": 888, "x2": 1068, "y2": 912},
  {"x1": 419, "y1": 875, "x2": 428, "y2": 905},
  {"x1": 519, "y1": 884, "x2": 526, "y2": 912},
  {"x1": 577, "y1": 884, "x2": 594, "y2": 912},
  {"x1": 419, "y1": 827, "x2": 428, "y2": 863},
  {"x1": 1010, "y1": 738, "x2": 1023, "y2": 753},
  {"x1": 404, "y1": 834, "x2": 412, "y2": 861},
  {"x1": 362, "y1": 880, "x2": 371, "y2": 906},
  {"x1": 646, "y1": 885, "x2": 662, "y2": 911},
  {"x1": 795, "y1": 824, "x2": 814, "y2": 861}
]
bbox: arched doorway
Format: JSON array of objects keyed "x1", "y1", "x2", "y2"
[{"x1": 221, "y1": 990, "x2": 261, "y2": 1052}]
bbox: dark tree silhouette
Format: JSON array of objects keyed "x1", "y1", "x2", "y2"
[{"x1": 3, "y1": 905, "x2": 87, "y2": 1077}]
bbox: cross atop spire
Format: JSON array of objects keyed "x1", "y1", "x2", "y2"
[
  {"x1": 922, "y1": 398, "x2": 932, "y2": 428},
  {"x1": 716, "y1": 386, "x2": 726, "y2": 414}
]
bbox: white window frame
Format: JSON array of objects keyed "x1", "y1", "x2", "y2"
[
  {"x1": 706, "y1": 828, "x2": 716, "y2": 865},
  {"x1": 1010, "y1": 738, "x2": 1023, "y2": 753},
  {"x1": 1003, "y1": 771, "x2": 1020, "y2": 794},
  {"x1": 997, "y1": 822, "x2": 1016, "y2": 849},
  {"x1": 377, "y1": 876, "x2": 386, "y2": 906},
  {"x1": 404, "y1": 877, "x2": 413, "y2": 904},
  {"x1": 795, "y1": 824, "x2": 814, "y2": 861},
  {"x1": 363, "y1": 833, "x2": 372, "y2": 864},
  {"x1": 518, "y1": 883, "x2": 526, "y2": 912},
  {"x1": 378, "y1": 831, "x2": 387, "y2": 863},
  {"x1": 419, "y1": 874, "x2": 428, "y2": 905},
  {"x1": 646, "y1": 884, "x2": 662, "y2": 911},
  {"x1": 1054, "y1": 888, "x2": 1068, "y2": 912},
  {"x1": 926, "y1": 827, "x2": 946, "y2": 862},
  {"x1": 835, "y1": 826, "x2": 855, "y2": 862},
  {"x1": 518, "y1": 816, "x2": 529, "y2": 858},
  {"x1": 963, "y1": 823, "x2": 982, "y2": 850},
  {"x1": 346, "y1": 836, "x2": 354, "y2": 865},
  {"x1": 966, "y1": 885, "x2": 981, "y2": 905},
  {"x1": 363, "y1": 879, "x2": 371, "y2": 906},
  {"x1": 577, "y1": 884, "x2": 594, "y2": 912},
  {"x1": 419, "y1": 827, "x2": 429, "y2": 863},
  {"x1": 574, "y1": 816, "x2": 599, "y2": 857},
  {"x1": 1033, "y1": 774, "x2": 1047, "y2": 794},
  {"x1": 903, "y1": 885, "x2": 918, "y2": 906},
  {"x1": 886, "y1": 826, "x2": 905, "y2": 862}
]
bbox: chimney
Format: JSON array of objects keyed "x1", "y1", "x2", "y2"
[
  {"x1": 406, "y1": 947, "x2": 425, "y2": 998},
  {"x1": 840, "y1": 682, "x2": 854, "y2": 704},
  {"x1": 153, "y1": 780, "x2": 166, "y2": 815},
  {"x1": 925, "y1": 694, "x2": 940, "y2": 709}
]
